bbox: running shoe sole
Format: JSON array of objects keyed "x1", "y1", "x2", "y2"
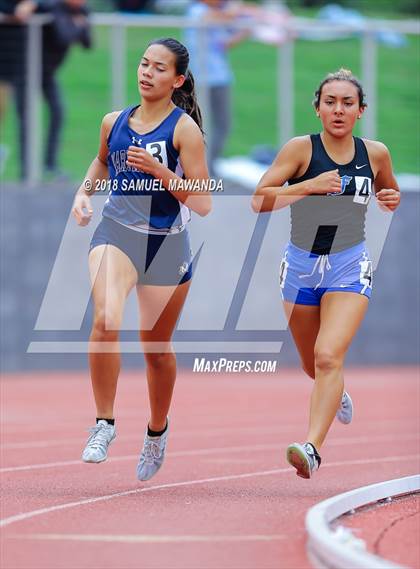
[{"x1": 286, "y1": 443, "x2": 311, "y2": 479}]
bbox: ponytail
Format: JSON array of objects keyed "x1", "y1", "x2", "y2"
[
  {"x1": 147, "y1": 37, "x2": 204, "y2": 134},
  {"x1": 172, "y1": 70, "x2": 204, "y2": 134}
]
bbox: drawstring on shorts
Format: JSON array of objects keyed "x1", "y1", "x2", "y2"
[{"x1": 299, "y1": 254, "x2": 332, "y2": 289}]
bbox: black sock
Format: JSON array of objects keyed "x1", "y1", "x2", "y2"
[
  {"x1": 148, "y1": 420, "x2": 168, "y2": 437},
  {"x1": 96, "y1": 417, "x2": 115, "y2": 426}
]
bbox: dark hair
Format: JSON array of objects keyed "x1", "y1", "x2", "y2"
[
  {"x1": 147, "y1": 37, "x2": 204, "y2": 133},
  {"x1": 313, "y1": 68, "x2": 367, "y2": 110}
]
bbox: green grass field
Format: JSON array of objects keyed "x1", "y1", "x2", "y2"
[{"x1": 1, "y1": 24, "x2": 419, "y2": 180}]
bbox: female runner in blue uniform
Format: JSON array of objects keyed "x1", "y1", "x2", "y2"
[
  {"x1": 252, "y1": 69, "x2": 400, "y2": 479},
  {"x1": 72, "y1": 38, "x2": 211, "y2": 481}
]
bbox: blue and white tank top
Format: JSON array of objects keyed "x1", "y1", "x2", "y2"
[{"x1": 102, "y1": 104, "x2": 191, "y2": 230}]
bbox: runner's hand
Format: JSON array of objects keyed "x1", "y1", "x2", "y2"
[
  {"x1": 310, "y1": 169, "x2": 342, "y2": 195},
  {"x1": 126, "y1": 146, "x2": 160, "y2": 176},
  {"x1": 376, "y1": 188, "x2": 400, "y2": 212},
  {"x1": 72, "y1": 193, "x2": 93, "y2": 226}
]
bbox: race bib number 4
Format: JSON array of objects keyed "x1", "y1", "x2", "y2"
[
  {"x1": 354, "y1": 176, "x2": 372, "y2": 205},
  {"x1": 359, "y1": 259, "x2": 373, "y2": 290},
  {"x1": 279, "y1": 255, "x2": 289, "y2": 289}
]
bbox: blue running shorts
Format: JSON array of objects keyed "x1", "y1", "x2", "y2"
[
  {"x1": 90, "y1": 216, "x2": 193, "y2": 286},
  {"x1": 279, "y1": 241, "x2": 372, "y2": 306}
]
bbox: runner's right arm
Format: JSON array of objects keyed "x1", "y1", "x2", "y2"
[{"x1": 72, "y1": 112, "x2": 119, "y2": 226}]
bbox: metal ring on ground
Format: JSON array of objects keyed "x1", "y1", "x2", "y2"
[{"x1": 306, "y1": 474, "x2": 420, "y2": 569}]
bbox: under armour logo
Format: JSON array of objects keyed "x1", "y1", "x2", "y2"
[
  {"x1": 178, "y1": 262, "x2": 189, "y2": 276},
  {"x1": 131, "y1": 136, "x2": 142, "y2": 146}
]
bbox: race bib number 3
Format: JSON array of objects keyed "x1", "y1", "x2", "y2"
[
  {"x1": 146, "y1": 141, "x2": 168, "y2": 167},
  {"x1": 354, "y1": 176, "x2": 372, "y2": 205}
]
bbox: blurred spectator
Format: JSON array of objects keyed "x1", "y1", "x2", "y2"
[
  {"x1": 112, "y1": 0, "x2": 155, "y2": 12},
  {"x1": 184, "y1": 0, "x2": 251, "y2": 176},
  {"x1": 0, "y1": 0, "x2": 91, "y2": 180},
  {"x1": 40, "y1": 0, "x2": 92, "y2": 178},
  {"x1": 0, "y1": 0, "x2": 51, "y2": 177},
  {"x1": 0, "y1": 80, "x2": 11, "y2": 174},
  {"x1": 154, "y1": 0, "x2": 189, "y2": 13}
]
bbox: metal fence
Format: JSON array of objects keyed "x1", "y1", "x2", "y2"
[{"x1": 1, "y1": 13, "x2": 419, "y2": 185}]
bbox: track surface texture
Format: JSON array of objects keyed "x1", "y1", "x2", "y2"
[
  {"x1": 1, "y1": 367, "x2": 419, "y2": 569},
  {"x1": 339, "y1": 493, "x2": 420, "y2": 568}
]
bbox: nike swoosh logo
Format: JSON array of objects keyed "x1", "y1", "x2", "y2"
[{"x1": 355, "y1": 164, "x2": 367, "y2": 170}]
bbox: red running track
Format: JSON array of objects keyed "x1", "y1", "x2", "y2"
[{"x1": 1, "y1": 367, "x2": 419, "y2": 569}]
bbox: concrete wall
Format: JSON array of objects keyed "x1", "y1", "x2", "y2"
[{"x1": 1, "y1": 183, "x2": 418, "y2": 372}]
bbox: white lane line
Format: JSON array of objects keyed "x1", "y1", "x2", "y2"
[
  {"x1": 0, "y1": 444, "x2": 280, "y2": 473},
  {"x1": 1, "y1": 454, "x2": 418, "y2": 529},
  {"x1": 1, "y1": 419, "x2": 414, "y2": 450},
  {"x1": 0, "y1": 424, "x2": 296, "y2": 450},
  {"x1": 6, "y1": 533, "x2": 286, "y2": 544},
  {"x1": 1, "y1": 432, "x2": 418, "y2": 474},
  {"x1": 202, "y1": 458, "x2": 257, "y2": 465},
  {"x1": 0, "y1": 468, "x2": 288, "y2": 528}
]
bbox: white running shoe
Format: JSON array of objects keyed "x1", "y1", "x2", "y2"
[
  {"x1": 82, "y1": 420, "x2": 116, "y2": 463},
  {"x1": 336, "y1": 391, "x2": 353, "y2": 424},
  {"x1": 286, "y1": 442, "x2": 321, "y2": 479},
  {"x1": 136, "y1": 420, "x2": 169, "y2": 482}
]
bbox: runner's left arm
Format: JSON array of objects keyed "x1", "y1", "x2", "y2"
[{"x1": 368, "y1": 141, "x2": 400, "y2": 212}]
